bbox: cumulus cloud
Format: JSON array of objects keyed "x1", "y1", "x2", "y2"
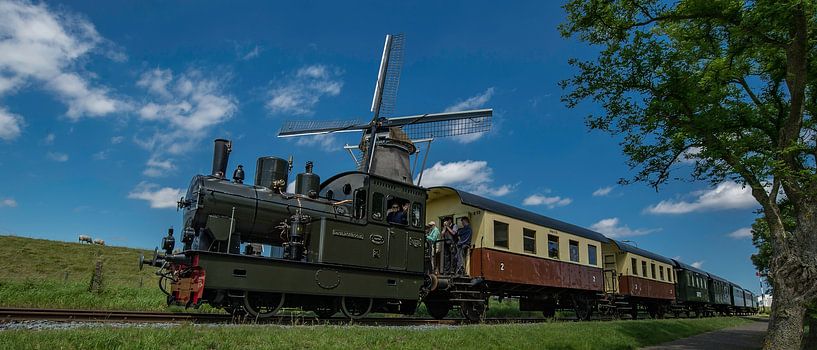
[
  {"x1": 444, "y1": 87, "x2": 495, "y2": 144},
  {"x1": 47, "y1": 151, "x2": 68, "y2": 162},
  {"x1": 523, "y1": 194, "x2": 572, "y2": 208},
  {"x1": 417, "y1": 160, "x2": 513, "y2": 197},
  {"x1": 295, "y1": 134, "x2": 338, "y2": 152},
  {"x1": 135, "y1": 68, "x2": 237, "y2": 175},
  {"x1": 1, "y1": 198, "x2": 17, "y2": 207},
  {"x1": 592, "y1": 186, "x2": 613, "y2": 197},
  {"x1": 110, "y1": 135, "x2": 124, "y2": 144},
  {"x1": 0, "y1": 107, "x2": 24, "y2": 141},
  {"x1": 691, "y1": 261, "x2": 704, "y2": 269},
  {"x1": 127, "y1": 182, "x2": 182, "y2": 209},
  {"x1": 590, "y1": 217, "x2": 660, "y2": 238},
  {"x1": 266, "y1": 64, "x2": 342, "y2": 115},
  {"x1": 677, "y1": 146, "x2": 702, "y2": 164},
  {"x1": 0, "y1": 0, "x2": 125, "y2": 125},
  {"x1": 728, "y1": 227, "x2": 753, "y2": 239},
  {"x1": 645, "y1": 181, "x2": 758, "y2": 214},
  {"x1": 42, "y1": 133, "x2": 55, "y2": 145}
]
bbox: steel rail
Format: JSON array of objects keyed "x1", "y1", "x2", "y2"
[{"x1": 0, "y1": 307, "x2": 551, "y2": 326}]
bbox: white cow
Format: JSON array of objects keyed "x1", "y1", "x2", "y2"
[
  {"x1": 79, "y1": 235, "x2": 93, "y2": 244},
  {"x1": 93, "y1": 239, "x2": 105, "y2": 246}
]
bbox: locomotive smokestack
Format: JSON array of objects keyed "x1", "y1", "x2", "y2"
[{"x1": 212, "y1": 139, "x2": 231, "y2": 178}]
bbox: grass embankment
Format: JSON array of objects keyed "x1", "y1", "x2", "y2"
[
  {"x1": 0, "y1": 317, "x2": 752, "y2": 349},
  {"x1": 0, "y1": 235, "x2": 167, "y2": 311}
]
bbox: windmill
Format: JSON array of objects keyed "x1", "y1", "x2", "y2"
[{"x1": 278, "y1": 34, "x2": 492, "y2": 185}]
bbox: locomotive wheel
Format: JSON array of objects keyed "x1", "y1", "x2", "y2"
[
  {"x1": 243, "y1": 292, "x2": 285, "y2": 319},
  {"x1": 340, "y1": 296, "x2": 373, "y2": 319},
  {"x1": 460, "y1": 300, "x2": 487, "y2": 323},
  {"x1": 425, "y1": 301, "x2": 451, "y2": 320}
]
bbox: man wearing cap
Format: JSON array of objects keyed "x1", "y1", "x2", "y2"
[{"x1": 426, "y1": 221, "x2": 440, "y2": 272}]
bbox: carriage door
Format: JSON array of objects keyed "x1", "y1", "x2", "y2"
[
  {"x1": 387, "y1": 227, "x2": 407, "y2": 270},
  {"x1": 603, "y1": 254, "x2": 617, "y2": 293}
]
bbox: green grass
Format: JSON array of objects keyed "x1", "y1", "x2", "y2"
[
  {"x1": 0, "y1": 235, "x2": 163, "y2": 310},
  {"x1": 0, "y1": 317, "x2": 752, "y2": 350}
]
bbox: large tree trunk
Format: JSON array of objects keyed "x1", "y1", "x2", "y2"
[
  {"x1": 764, "y1": 206, "x2": 817, "y2": 350},
  {"x1": 803, "y1": 312, "x2": 817, "y2": 350}
]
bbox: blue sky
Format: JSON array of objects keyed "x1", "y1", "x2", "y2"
[{"x1": 0, "y1": 0, "x2": 763, "y2": 291}]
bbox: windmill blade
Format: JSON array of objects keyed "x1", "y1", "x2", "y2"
[
  {"x1": 370, "y1": 34, "x2": 405, "y2": 120},
  {"x1": 278, "y1": 119, "x2": 369, "y2": 138},
  {"x1": 378, "y1": 34, "x2": 404, "y2": 117},
  {"x1": 383, "y1": 109, "x2": 493, "y2": 140}
]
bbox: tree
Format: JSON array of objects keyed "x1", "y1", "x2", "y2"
[
  {"x1": 560, "y1": 1, "x2": 817, "y2": 348},
  {"x1": 750, "y1": 202, "x2": 817, "y2": 348}
]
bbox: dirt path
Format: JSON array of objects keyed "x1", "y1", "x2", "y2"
[{"x1": 641, "y1": 320, "x2": 768, "y2": 350}]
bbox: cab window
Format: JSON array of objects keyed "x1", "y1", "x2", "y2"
[
  {"x1": 371, "y1": 193, "x2": 384, "y2": 221},
  {"x1": 410, "y1": 202, "x2": 422, "y2": 228},
  {"x1": 385, "y1": 196, "x2": 409, "y2": 226}
]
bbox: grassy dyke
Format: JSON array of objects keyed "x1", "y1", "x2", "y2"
[{"x1": 0, "y1": 317, "x2": 753, "y2": 350}]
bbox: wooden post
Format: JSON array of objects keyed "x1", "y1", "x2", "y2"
[{"x1": 88, "y1": 259, "x2": 104, "y2": 293}]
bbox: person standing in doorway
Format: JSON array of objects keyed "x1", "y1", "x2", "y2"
[{"x1": 456, "y1": 217, "x2": 472, "y2": 275}]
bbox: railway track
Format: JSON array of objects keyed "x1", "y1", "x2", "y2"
[{"x1": 0, "y1": 307, "x2": 547, "y2": 326}]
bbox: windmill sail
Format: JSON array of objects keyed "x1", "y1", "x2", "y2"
[{"x1": 370, "y1": 34, "x2": 405, "y2": 119}]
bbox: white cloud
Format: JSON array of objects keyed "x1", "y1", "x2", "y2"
[
  {"x1": 135, "y1": 68, "x2": 237, "y2": 174},
  {"x1": 1, "y1": 198, "x2": 17, "y2": 207},
  {"x1": 691, "y1": 261, "x2": 704, "y2": 269},
  {"x1": 444, "y1": 87, "x2": 495, "y2": 144},
  {"x1": 678, "y1": 146, "x2": 702, "y2": 164},
  {"x1": 43, "y1": 133, "x2": 55, "y2": 145},
  {"x1": 592, "y1": 186, "x2": 613, "y2": 197},
  {"x1": 110, "y1": 135, "x2": 124, "y2": 144},
  {"x1": 266, "y1": 64, "x2": 342, "y2": 115},
  {"x1": 92, "y1": 149, "x2": 109, "y2": 160},
  {"x1": 590, "y1": 217, "x2": 660, "y2": 238},
  {"x1": 416, "y1": 160, "x2": 513, "y2": 197},
  {"x1": 47, "y1": 151, "x2": 68, "y2": 162},
  {"x1": 295, "y1": 134, "x2": 338, "y2": 152},
  {"x1": 645, "y1": 181, "x2": 758, "y2": 214},
  {"x1": 286, "y1": 180, "x2": 296, "y2": 193},
  {"x1": 728, "y1": 227, "x2": 753, "y2": 239},
  {"x1": 523, "y1": 194, "x2": 572, "y2": 208},
  {"x1": 127, "y1": 182, "x2": 182, "y2": 209},
  {"x1": 0, "y1": 0, "x2": 125, "y2": 121},
  {"x1": 143, "y1": 158, "x2": 175, "y2": 177},
  {"x1": 241, "y1": 45, "x2": 261, "y2": 60},
  {"x1": 0, "y1": 107, "x2": 23, "y2": 141}
]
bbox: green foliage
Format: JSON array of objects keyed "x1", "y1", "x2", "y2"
[{"x1": 0, "y1": 317, "x2": 751, "y2": 350}]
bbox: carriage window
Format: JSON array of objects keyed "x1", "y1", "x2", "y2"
[
  {"x1": 371, "y1": 193, "x2": 384, "y2": 221},
  {"x1": 641, "y1": 261, "x2": 647, "y2": 277},
  {"x1": 493, "y1": 221, "x2": 509, "y2": 248},
  {"x1": 650, "y1": 263, "x2": 656, "y2": 279},
  {"x1": 523, "y1": 229, "x2": 536, "y2": 254},
  {"x1": 659, "y1": 266, "x2": 664, "y2": 281},
  {"x1": 411, "y1": 203, "x2": 422, "y2": 228},
  {"x1": 631, "y1": 258, "x2": 638, "y2": 275},
  {"x1": 385, "y1": 196, "x2": 409, "y2": 225},
  {"x1": 569, "y1": 240, "x2": 579, "y2": 263},
  {"x1": 668, "y1": 269, "x2": 672, "y2": 282},
  {"x1": 353, "y1": 189, "x2": 366, "y2": 219},
  {"x1": 548, "y1": 235, "x2": 559, "y2": 259},
  {"x1": 588, "y1": 245, "x2": 597, "y2": 266}
]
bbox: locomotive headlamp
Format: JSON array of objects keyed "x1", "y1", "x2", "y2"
[{"x1": 161, "y1": 227, "x2": 175, "y2": 255}]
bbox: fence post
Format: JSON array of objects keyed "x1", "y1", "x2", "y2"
[{"x1": 88, "y1": 259, "x2": 104, "y2": 293}]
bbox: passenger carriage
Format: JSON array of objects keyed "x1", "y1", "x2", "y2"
[
  {"x1": 601, "y1": 240, "x2": 676, "y2": 318},
  {"x1": 672, "y1": 259, "x2": 712, "y2": 317}
]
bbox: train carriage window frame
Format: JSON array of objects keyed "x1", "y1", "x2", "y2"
[
  {"x1": 568, "y1": 240, "x2": 579, "y2": 263},
  {"x1": 547, "y1": 234, "x2": 559, "y2": 259},
  {"x1": 641, "y1": 261, "x2": 647, "y2": 278},
  {"x1": 659, "y1": 266, "x2": 664, "y2": 281},
  {"x1": 631, "y1": 257, "x2": 638, "y2": 275},
  {"x1": 522, "y1": 228, "x2": 536, "y2": 254},
  {"x1": 587, "y1": 244, "x2": 598, "y2": 266},
  {"x1": 650, "y1": 263, "x2": 656, "y2": 279},
  {"x1": 371, "y1": 192, "x2": 385, "y2": 221},
  {"x1": 668, "y1": 269, "x2": 673, "y2": 282},
  {"x1": 493, "y1": 221, "x2": 509, "y2": 249}
]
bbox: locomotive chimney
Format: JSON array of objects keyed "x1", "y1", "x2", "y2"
[{"x1": 212, "y1": 139, "x2": 231, "y2": 179}]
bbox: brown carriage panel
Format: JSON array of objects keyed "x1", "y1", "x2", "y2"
[
  {"x1": 470, "y1": 248, "x2": 603, "y2": 291},
  {"x1": 618, "y1": 275, "x2": 675, "y2": 300}
]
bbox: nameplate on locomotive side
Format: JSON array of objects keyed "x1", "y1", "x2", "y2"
[{"x1": 332, "y1": 230, "x2": 364, "y2": 240}]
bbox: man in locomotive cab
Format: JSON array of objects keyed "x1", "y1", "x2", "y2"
[{"x1": 386, "y1": 198, "x2": 408, "y2": 225}]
